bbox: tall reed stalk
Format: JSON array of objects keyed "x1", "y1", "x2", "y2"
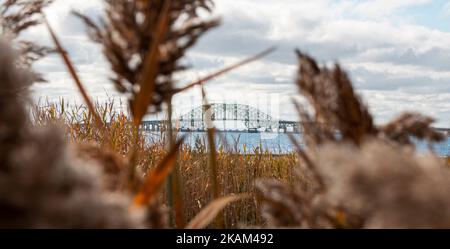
[
  {"x1": 165, "y1": 97, "x2": 186, "y2": 228},
  {"x1": 202, "y1": 87, "x2": 224, "y2": 228}
]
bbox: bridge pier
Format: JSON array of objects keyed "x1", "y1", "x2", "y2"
[
  {"x1": 140, "y1": 123, "x2": 163, "y2": 132},
  {"x1": 278, "y1": 125, "x2": 287, "y2": 133}
]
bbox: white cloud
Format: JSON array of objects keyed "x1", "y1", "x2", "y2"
[
  {"x1": 346, "y1": 62, "x2": 450, "y2": 81},
  {"x1": 25, "y1": 0, "x2": 450, "y2": 128}
]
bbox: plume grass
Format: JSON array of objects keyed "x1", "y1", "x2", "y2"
[{"x1": 1, "y1": 0, "x2": 449, "y2": 230}]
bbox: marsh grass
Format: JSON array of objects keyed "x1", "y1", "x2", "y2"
[
  {"x1": 2, "y1": 0, "x2": 449, "y2": 229},
  {"x1": 256, "y1": 51, "x2": 450, "y2": 229},
  {"x1": 31, "y1": 100, "x2": 298, "y2": 227}
]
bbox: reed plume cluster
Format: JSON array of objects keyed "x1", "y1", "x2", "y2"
[
  {"x1": 32, "y1": 99, "x2": 297, "y2": 227},
  {"x1": 74, "y1": 0, "x2": 219, "y2": 116},
  {"x1": 0, "y1": 0, "x2": 53, "y2": 79},
  {"x1": 1, "y1": 0, "x2": 279, "y2": 228},
  {"x1": 0, "y1": 39, "x2": 150, "y2": 228},
  {"x1": 1, "y1": 0, "x2": 448, "y2": 229},
  {"x1": 256, "y1": 51, "x2": 448, "y2": 228}
]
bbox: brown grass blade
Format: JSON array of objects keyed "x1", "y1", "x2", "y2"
[
  {"x1": 172, "y1": 167, "x2": 186, "y2": 228},
  {"x1": 174, "y1": 46, "x2": 277, "y2": 94},
  {"x1": 202, "y1": 87, "x2": 219, "y2": 199},
  {"x1": 201, "y1": 86, "x2": 223, "y2": 228},
  {"x1": 166, "y1": 98, "x2": 185, "y2": 228},
  {"x1": 43, "y1": 14, "x2": 101, "y2": 122},
  {"x1": 132, "y1": 0, "x2": 172, "y2": 125},
  {"x1": 43, "y1": 15, "x2": 106, "y2": 132},
  {"x1": 186, "y1": 194, "x2": 250, "y2": 229},
  {"x1": 133, "y1": 136, "x2": 184, "y2": 206}
]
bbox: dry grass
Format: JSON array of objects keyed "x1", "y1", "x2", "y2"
[
  {"x1": 73, "y1": 0, "x2": 220, "y2": 117},
  {"x1": 1, "y1": 0, "x2": 54, "y2": 80},
  {"x1": 31, "y1": 99, "x2": 298, "y2": 228},
  {"x1": 1, "y1": 0, "x2": 449, "y2": 229},
  {"x1": 256, "y1": 51, "x2": 449, "y2": 229}
]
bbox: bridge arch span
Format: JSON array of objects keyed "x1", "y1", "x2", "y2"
[
  {"x1": 177, "y1": 103, "x2": 275, "y2": 130},
  {"x1": 141, "y1": 103, "x2": 303, "y2": 133}
]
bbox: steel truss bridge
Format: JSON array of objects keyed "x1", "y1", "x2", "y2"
[
  {"x1": 141, "y1": 103, "x2": 302, "y2": 133},
  {"x1": 140, "y1": 103, "x2": 450, "y2": 135}
]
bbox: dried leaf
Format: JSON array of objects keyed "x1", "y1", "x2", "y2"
[
  {"x1": 201, "y1": 86, "x2": 222, "y2": 227},
  {"x1": 131, "y1": 0, "x2": 171, "y2": 125},
  {"x1": 133, "y1": 137, "x2": 185, "y2": 206},
  {"x1": 380, "y1": 112, "x2": 445, "y2": 145},
  {"x1": 76, "y1": 0, "x2": 220, "y2": 115},
  {"x1": 186, "y1": 194, "x2": 250, "y2": 229},
  {"x1": 43, "y1": 15, "x2": 107, "y2": 134}
]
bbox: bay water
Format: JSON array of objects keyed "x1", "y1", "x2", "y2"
[{"x1": 145, "y1": 131, "x2": 450, "y2": 156}]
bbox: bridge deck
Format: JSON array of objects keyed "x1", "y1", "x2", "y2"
[{"x1": 140, "y1": 120, "x2": 450, "y2": 135}]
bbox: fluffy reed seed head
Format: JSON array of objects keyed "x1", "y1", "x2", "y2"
[
  {"x1": 379, "y1": 112, "x2": 445, "y2": 145},
  {"x1": 1, "y1": 0, "x2": 54, "y2": 72},
  {"x1": 295, "y1": 50, "x2": 376, "y2": 145},
  {"x1": 257, "y1": 50, "x2": 449, "y2": 229},
  {"x1": 294, "y1": 50, "x2": 444, "y2": 147},
  {"x1": 316, "y1": 139, "x2": 450, "y2": 228},
  {"x1": 0, "y1": 38, "x2": 149, "y2": 228},
  {"x1": 75, "y1": 0, "x2": 220, "y2": 114}
]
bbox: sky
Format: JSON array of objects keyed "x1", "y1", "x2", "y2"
[{"x1": 25, "y1": 0, "x2": 450, "y2": 127}]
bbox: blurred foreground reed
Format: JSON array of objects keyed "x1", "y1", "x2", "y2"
[{"x1": 1, "y1": 0, "x2": 449, "y2": 229}]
